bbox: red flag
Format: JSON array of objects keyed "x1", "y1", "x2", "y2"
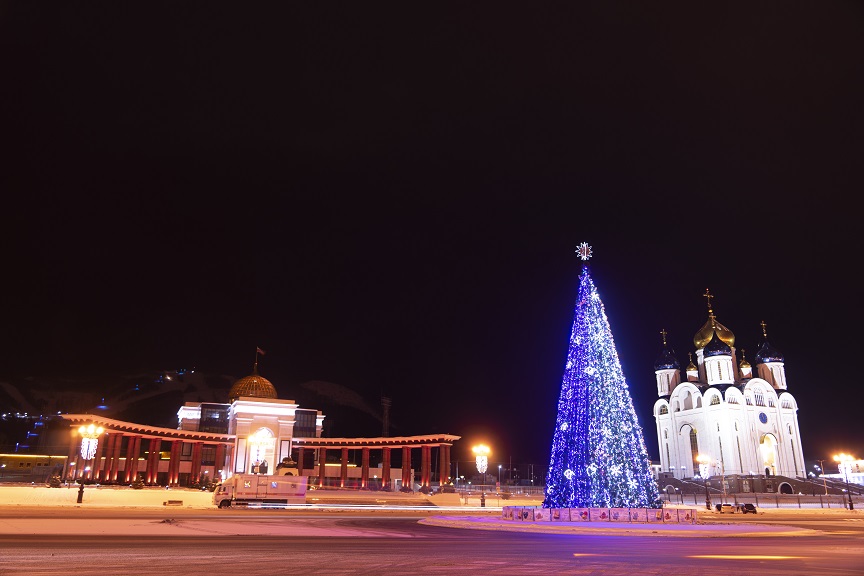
[{"x1": 256, "y1": 347, "x2": 266, "y2": 356}]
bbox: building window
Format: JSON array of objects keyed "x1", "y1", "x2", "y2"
[
  {"x1": 710, "y1": 395, "x2": 720, "y2": 406},
  {"x1": 659, "y1": 405, "x2": 668, "y2": 415},
  {"x1": 293, "y1": 410, "x2": 318, "y2": 438}
]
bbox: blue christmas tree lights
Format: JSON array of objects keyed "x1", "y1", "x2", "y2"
[{"x1": 543, "y1": 245, "x2": 661, "y2": 509}]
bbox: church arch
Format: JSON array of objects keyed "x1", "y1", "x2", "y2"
[
  {"x1": 778, "y1": 481, "x2": 794, "y2": 494},
  {"x1": 759, "y1": 433, "x2": 779, "y2": 476}
]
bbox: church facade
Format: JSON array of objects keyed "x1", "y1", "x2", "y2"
[{"x1": 652, "y1": 291, "x2": 804, "y2": 486}]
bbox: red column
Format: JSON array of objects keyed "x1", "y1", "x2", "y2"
[
  {"x1": 214, "y1": 443, "x2": 226, "y2": 480},
  {"x1": 361, "y1": 447, "x2": 370, "y2": 489},
  {"x1": 439, "y1": 445, "x2": 450, "y2": 486},
  {"x1": 168, "y1": 440, "x2": 182, "y2": 487},
  {"x1": 317, "y1": 447, "x2": 327, "y2": 488},
  {"x1": 90, "y1": 430, "x2": 107, "y2": 481},
  {"x1": 421, "y1": 445, "x2": 430, "y2": 489},
  {"x1": 190, "y1": 442, "x2": 203, "y2": 484},
  {"x1": 402, "y1": 447, "x2": 411, "y2": 491},
  {"x1": 125, "y1": 435, "x2": 142, "y2": 483},
  {"x1": 297, "y1": 447, "x2": 305, "y2": 475},
  {"x1": 109, "y1": 433, "x2": 124, "y2": 482},
  {"x1": 340, "y1": 447, "x2": 348, "y2": 488},
  {"x1": 146, "y1": 438, "x2": 162, "y2": 484},
  {"x1": 99, "y1": 432, "x2": 116, "y2": 482},
  {"x1": 382, "y1": 447, "x2": 391, "y2": 489}
]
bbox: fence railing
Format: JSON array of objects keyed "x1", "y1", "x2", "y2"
[{"x1": 660, "y1": 492, "x2": 858, "y2": 509}]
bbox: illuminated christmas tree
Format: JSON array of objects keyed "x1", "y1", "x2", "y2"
[{"x1": 543, "y1": 243, "x2": 661, "y2": 509}]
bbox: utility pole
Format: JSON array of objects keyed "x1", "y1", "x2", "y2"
[{"x1": 816, "y1": 459, "x2": 828, "y2": 495}]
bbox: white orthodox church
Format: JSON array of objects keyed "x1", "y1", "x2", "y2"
[{"x1": 653, "y1": 290, "x2": 804, "y2": 484}]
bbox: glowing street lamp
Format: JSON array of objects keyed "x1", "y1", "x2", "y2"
[
  {"x1": 696, "y1": 454, "x2": 712, "y2": 510},
  {"x1": 834, "y1": 453, "x2": 856, "y2": 511},
  {"x1": 472, "y1": 444, "x2": 490, "y2": 508},
  {"x1": 75, "y1": 423, "x2": 103, "y2": 503}
]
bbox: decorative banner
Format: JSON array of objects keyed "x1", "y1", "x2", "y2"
[
  {"x1": 533, "y1": 508, "x2": 551, "y2": 522},
  {"x1": 502, "y1": 506, "x2": 698, "y2": 524}
]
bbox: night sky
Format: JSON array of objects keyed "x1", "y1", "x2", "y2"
[{"x1": 2, "y1": 4, "x2": 862, "y2": 469}]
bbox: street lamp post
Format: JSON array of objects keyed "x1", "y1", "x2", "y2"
[
  {"x1": 76, "y1": 423, "x2": 104, "y2": 503},
  {"x1": 696, "y1": 454, "x2": 712, "y2": 510},
  {"x1": 498, "y1": 464, "x2": 502, "y2": 488},
  {"x1": 815, "y1": 460, "x2": 828, "y2": 496},
  {"x1": 472, "y1": 445, "x2": 490, "y2": 508},
  {"x1": 834, "y1": 453, "x2": 856, "y2": 511}
]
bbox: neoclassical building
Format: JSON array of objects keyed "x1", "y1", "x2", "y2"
[
  {"x1": 59, "y1": 358, "x2": 459, "y2": 490},
  {"x1": 653, "y1": 291, "x2": 804, "y2": 486}
]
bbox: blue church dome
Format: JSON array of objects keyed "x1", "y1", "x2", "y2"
[
  {"x1": 755, "y1": 338, "x2": 784, "y2": 363},
  {"x1": 703, "y1": 330, "x2": 732, "y2": 357},
  {"x1": 654, "y1": 347, "x2": 679, "y2": 370}
]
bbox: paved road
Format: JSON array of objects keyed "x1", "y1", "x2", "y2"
[{"x1": 1, "y1": 508, "x2": 862, "y2": 575}]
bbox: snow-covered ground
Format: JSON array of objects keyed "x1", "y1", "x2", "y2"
[{"x1": 0, "y1": 484, "x2": 856, "y2": 538}]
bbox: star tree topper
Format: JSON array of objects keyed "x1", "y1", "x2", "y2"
[{"x1": 576, "y1": 242, "x2": 593, "y2": 261}]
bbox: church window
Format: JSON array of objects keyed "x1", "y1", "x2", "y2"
[
  {"x1": 734, "y1": 422, "x2": 738, "y2": 431},
  {"x1": 659, "y1": 405, "x2": 668, "y2": 415},
  {"x1": 728, "y1": 396, "x2": 738, "y2": 405},
  {"x1": 664, "y1": 429, "x2": 668, "y2": 439},
  {"x1": 768, "y1": 398, "x2": 775, "y2": 407},
  {"x1": 755, "y1": 392, "x2": 765, "y2": 407},
  {"x1": 689, "y1": 428, "x2": 699, "y2": 472},
  {"x1": 745, "y1": 396, "x2": 752, "y2": 406},
  {"x1": 781, "y1": 399, "x2": 792, "y2": 409},
  {"x1": 710, "y1": 395, "x2": 720, "y2": 405},
  {"x1": 787, "y1": 424, "x2": 792, "y2": 434}
]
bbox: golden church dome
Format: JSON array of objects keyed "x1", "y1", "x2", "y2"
[
  {"x1": 694, "y1": 289, "x2": 735, "y2": 350},
  {"x1": 228, "y1": 370, "x2": 278, "y2": 402},
  {"x1": 694, "y1": 317, "x2": 735, "y2": 349}
]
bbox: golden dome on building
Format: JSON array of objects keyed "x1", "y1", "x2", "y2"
[
  {"x1": 693, "y1": 288, "x2": 735, "y2": 349},
  {"x1": 228, "y1": 367, "x2": 278, "y2": 402},
  {"x1": 694, "y1": 317, "x2": 735, "y2": 349}
]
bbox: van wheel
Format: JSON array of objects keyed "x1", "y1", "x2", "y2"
[{"x1": 218, "y1": 500, "x2": 231, "y2": 509}]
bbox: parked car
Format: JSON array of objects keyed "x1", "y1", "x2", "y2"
[
  {"x1": 716, "y1": 503, "x2": 736, "y2": 513},
  {"x1": 739, "y1": 503, "x2": 758, "y2": 514}
]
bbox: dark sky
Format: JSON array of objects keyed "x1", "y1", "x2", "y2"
[{"x1": 2, "y1": 3, "x2": 862, "y2": 468}]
